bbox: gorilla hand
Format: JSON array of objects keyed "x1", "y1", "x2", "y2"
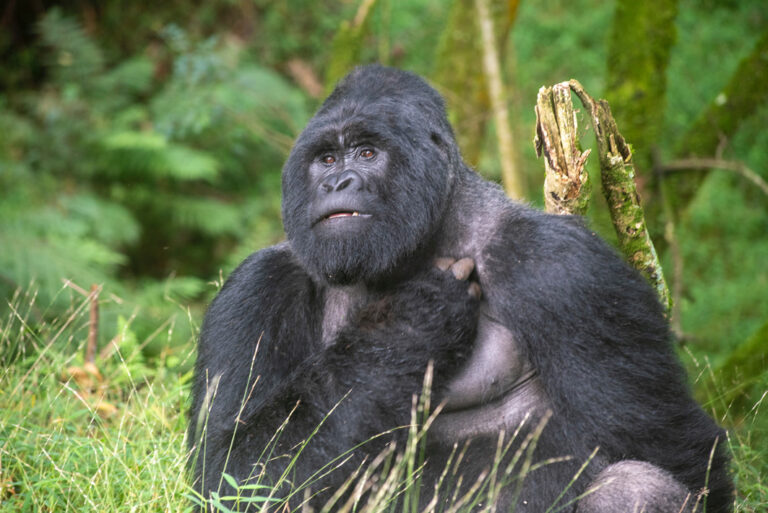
[{"x1": 434, "y1": 256, "x2": 482, "y2": 299}]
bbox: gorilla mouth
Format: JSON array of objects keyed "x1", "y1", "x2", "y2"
[
  {"x1": 319, "y1": 210, "x2": 372, "y2": 223},
  {"x1": 328, "y1": 211, "x2": 361, "y2": 219}
]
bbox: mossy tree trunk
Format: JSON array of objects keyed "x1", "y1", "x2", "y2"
[
  {"x1": 433, "y1": 0, "x2": 487, "y2": 167},
  {"x1": 475, "y1": 0, "x2": 523, "y2": 198},
  {"x1": 324, "y1": 0, "x2": 378, "y2": 92},
  {"x1": 433, "y1": 0, "x2": 523, "y2": 197},
  {"x1": 604, "y1": 0, "x2": 679, "y2": 175},
  {"x1": 536, "y1": 81, "x2": 671, "y2": 312}
]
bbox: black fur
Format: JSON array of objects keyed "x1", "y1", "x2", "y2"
[{"x1": 189, "y1": 66, "x2": 731, "y2": 512}]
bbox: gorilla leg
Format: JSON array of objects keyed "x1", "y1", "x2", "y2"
[{"x1": 576, "y1": 461, "x2": 695, "y2": 513}]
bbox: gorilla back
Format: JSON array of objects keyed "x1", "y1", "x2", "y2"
[{"x1": 189, "y1": 65, "x2": 732, "y2": 512}]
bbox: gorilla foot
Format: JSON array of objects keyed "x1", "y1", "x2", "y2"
[{"x1": 576, "y1": 460, "x2": 696, "y2": 513}]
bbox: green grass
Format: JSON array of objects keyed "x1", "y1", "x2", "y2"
[
  {"x1": 1, "y1": 290, "x2": 765, "y2": 512},
  {"x1": 0, "y1": 290, "x2": 191, "y2": 512}
]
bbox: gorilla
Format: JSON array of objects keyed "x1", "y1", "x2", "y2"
[{"x1": 189, "y1": 65, "x2": 731, "y2": 512}]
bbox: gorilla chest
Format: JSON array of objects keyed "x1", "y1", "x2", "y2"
[
  {"x1": 442, "y1": 308, "x2": 535, "y2": 411},
  {"x1": 321, "y1": 286, "x2": 545, "y2": 436},
  {"x1": 428, "y1": 311, "x2": 547, "y2": 442}
]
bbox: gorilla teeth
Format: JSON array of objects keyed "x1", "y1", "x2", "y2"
[{"x1": 327, "y1": 211, "x2": 361, "y2": 219}]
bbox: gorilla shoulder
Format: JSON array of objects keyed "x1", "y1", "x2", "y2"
[
  {"x1": 197, "y1": 242, "x2": 321, "y2": 372},
  {"x1": 213, "y1": 243, "x2": 314, "y2": 307}
]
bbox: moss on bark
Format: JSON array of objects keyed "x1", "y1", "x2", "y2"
[
  {"x1": 433, "y1": 0, "x2": 520, "y2": 168},
  {"x1": 605, "y1": 0, "x2": 679, "y2": 173}
]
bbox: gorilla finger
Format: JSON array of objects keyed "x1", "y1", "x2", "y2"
[
  {"x1": 450, "y1": 257, "x2": 475, "y2": 281},
  {"x1": 434, "y1": 257, "x2": 456, "y2": 272},
  {"x1": 467, "y1": 282, "x2": 482, "y2": 300}
]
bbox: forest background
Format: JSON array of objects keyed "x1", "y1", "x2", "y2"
[{"x1": 0, "y1": 0, "x2": 766, "y2": 511}]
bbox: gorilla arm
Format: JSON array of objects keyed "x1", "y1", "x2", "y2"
[
  {"x1": 188, "y1": 243, "x2": 479, "y2": 503},
  {"x1": 480, "y1": 208, "x2": 730, "y2": 510},
  {"x1": 188, "y1": 244, "x2": 321, "y2": 498}
]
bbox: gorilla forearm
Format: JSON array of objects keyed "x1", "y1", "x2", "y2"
[
  {"x1": 482, "y1": 206, "x2": 728, "y2": 507},
  {"x1": 191, "y1": 256, "x2": 479, "y2": 501}
]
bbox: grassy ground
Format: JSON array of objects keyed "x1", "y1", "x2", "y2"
[
  {"x1": 0, "y1": 291, "x2": 191, "y2": 512},
  {"x1": 0, "y1": 292, "x2": 765, "y2": 512}
]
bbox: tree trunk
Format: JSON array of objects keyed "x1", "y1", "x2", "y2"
[{"x1": 604, "y1": 0, "x2": 679, "y2": 174}]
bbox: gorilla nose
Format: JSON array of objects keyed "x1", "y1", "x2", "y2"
[{"x1": 319, "y1": 170, "x2": 362, "y2": 193}]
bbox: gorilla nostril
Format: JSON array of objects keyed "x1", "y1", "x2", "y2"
[
  {"x1": 336, "y1": 177, "x2": 353, "y2": 191},
  {"x1": 320, "y1": 170, "x2": 362, "y2": 194}
]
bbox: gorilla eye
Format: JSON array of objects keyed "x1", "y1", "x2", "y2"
[
  {"x1": 321, "y1": 154, "x2": 336, "y2": 165},
  {"x1": 360, "y1": 148, "x2": 375, "y2": 159}
]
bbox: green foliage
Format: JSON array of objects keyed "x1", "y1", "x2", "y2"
[
  {"x1": 0, "y1": 8, "x2": 311, "y2": 350},
  {"x1": 249, "y1": 0, "x2": 354, "y2": 70},
  {"x1": 677, "y1": 29, "x2": 768, "y2": 159},
  {"x1": 0, "y1": 187, "x2": 127, "y2": 312},
  {"x1": 682, "y1": 349, "x2": 768, "y2": 512},
  {"x1": 711, "y1": 320, "x2": 768, "y2": 421},
  {"x1": 675, "y1": 172, "x2": 768, "y2": 356},
  {"x1": 37, "y1": 8, "x2": 104, "y2": 85},
  {"x1": 98, "y1": 131, "x2": 219, "y2": 182},
  {"x1": 663, "y1": 1, "x2": 766, "y2": 147}
]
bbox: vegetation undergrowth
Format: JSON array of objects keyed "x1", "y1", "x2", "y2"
[
  {"x1": 0, "y1": 288, "x2": 192, "y2": 512},
  {"x1": 1, "y1": 289, "x2": 765, "y2": 512}
]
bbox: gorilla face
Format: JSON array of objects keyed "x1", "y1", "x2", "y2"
[
  {"x1": 307, "y1": 143, "x2": 388, "y2": 233},
  {"x1": 282, "y1": 66, "x2": 462, "y2": 285}
]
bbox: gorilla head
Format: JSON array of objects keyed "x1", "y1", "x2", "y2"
[{"x1": 281, "y1": 66, "x2": 462, "y2": 285}]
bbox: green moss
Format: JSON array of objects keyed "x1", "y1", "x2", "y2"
[
  {"x1": 324, "y1": 1, "x2": 380, "y2": 92},
  {"x1": 433, "y1": 0, "x2": 519, "y2": 167}
]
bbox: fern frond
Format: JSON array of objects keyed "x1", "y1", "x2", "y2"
[
  {"x1": 98, "y1": 131, "x2": 219, "y2": 182},
  {"x1": 94, "y1": 57, "x2": 155, "y2": 98},
  {"x1": 0, "y1": 193, "x2": 128, "y2": 305},
  {"x1": 59, "y1": 194, "x2": 141, "y2": 247},
  {"x1": 167, "y1": 196, "x2": 244, "y2": 237},
  {"x1": 135, "y1": 276, "x2": 208, "y2": 306},
  {"x1": 152, "y1": 63, "x2": 308, "y2": 148},
  {"x1": 37, "y1": 8, "x2": 104, "y2": 85}
]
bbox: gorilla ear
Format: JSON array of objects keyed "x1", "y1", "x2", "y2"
[
  {"x1": 430, "y1": 132, "x2": 445, "y2": 149},
  {"x1": 430, "y1": 131, "x2": 457, "y2": 164}
]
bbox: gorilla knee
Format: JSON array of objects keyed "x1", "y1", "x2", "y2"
[{"x1": 576, "y1": 461, "x2": 695, "y2": 513}]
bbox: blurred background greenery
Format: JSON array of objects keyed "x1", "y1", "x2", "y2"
[{"x1": 0, "y1": 0, "x2": 766, "y2": 510}]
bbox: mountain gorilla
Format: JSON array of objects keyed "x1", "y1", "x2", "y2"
[{"x1": 189, "y1": 66, "x2": 731, "y2": 512}]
